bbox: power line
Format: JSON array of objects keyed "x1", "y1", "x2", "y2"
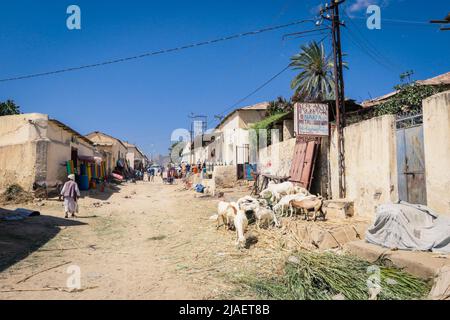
[
  {"x1": 210, "y1": 64, "x2": 291, "y2": 126},
  {"x1": 211, "y1": 32, "x2": 330, "y2": 126},
  {"x1": 348, "y1": 16, "x2": 431, "y2": 26},
  {"x1": 0, "y1": 19, "x2": 313, "y2": 83},
  {"x1": 343, "y1": 29, "x2": 398, "y2": 74},
  {"x1": 343, "y1": 12, "x2": 404, "y2": 73}
]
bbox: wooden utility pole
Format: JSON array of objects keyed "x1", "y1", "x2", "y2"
[
  {"x1": 430, "y1": 12, "x2": 450, "y2": 31},
  {"x1": 321, "y1": 0, "x2": 347, "y2": 198}
]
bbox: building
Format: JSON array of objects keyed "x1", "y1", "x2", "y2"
[
  {"x1": 85, "y1": 131, "x2": 128, "y2": 174},
  {"x1": 124, "y1": 142, "x2": 147, "y2": 170},
  {"x1": 207, "y1": 102, "x2": 269, "y2": 166},
  {"x1": 0, "y1": 113, "x2": 100, "y2": 191},
  {"x1": 362, "y1": 71, "x2": 450, "y2": 108}
]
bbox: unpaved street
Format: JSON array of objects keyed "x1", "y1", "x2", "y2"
[{"x1": 0, "y1": 180, "x2": 282, "y2": 300}]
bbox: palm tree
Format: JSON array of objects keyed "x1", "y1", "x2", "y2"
[
  {"x1": 290, "y1": 41, "x2": 335, "y2": 102},
  {"x1": 0, "y1": 100, "x2": 21, "y2": 116}
]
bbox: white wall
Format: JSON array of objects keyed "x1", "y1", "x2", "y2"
[
  {"x1": 330, "y1": 115, "x2": 399, "y2": 217},
  {"x1": 423, "y1": 91, "x2": 450, "y2": 215}
]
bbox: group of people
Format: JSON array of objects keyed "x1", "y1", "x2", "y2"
[
  {"x1": 59, "y1": 161, "x2": 210, "y2": 218},
  {"x1": 180, "y1": 161, "x2": 208, "y2": 179}
]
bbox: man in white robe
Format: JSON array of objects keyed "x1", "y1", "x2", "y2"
[{"x1": 60, "y1": 174, "x2": 80, "y2": 218}]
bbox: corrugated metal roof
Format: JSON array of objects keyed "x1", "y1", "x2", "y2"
[
  {"x1": 49, "y1": 119, "x2": 94, "y2": 146},
  {"x1": 361, "y1": 71, "x2": 450, "y2": 107}
]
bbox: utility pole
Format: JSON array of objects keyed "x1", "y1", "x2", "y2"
[
  {"x1": 430, "y1": 13, "x2": 450, "y2": 31},
  {"x1": 320, "y1": 0, "x2": 346, "y2": 198},
  {"x1": 188, "y1": 113, "x2": 207, "y2": 165}
]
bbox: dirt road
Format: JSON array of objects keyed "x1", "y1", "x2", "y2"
[{"x1": 0, "y1": 180, "x2": 277, "y2": 300}]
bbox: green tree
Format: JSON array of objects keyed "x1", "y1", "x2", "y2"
[
  {"x1": 267, "y1": 96, "x2": 293, "y2": 116},
  {"x1": 290, "y1": 41, "x2": 335, "y2": 102},
  {"x1": 0, "y1": 100, "x2": 21, "y2": 116}
]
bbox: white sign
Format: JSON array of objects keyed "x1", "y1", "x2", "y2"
[{"x1": 294, "y1": 103, "x2": 329, "y2": 137}]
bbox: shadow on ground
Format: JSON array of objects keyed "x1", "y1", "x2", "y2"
[
  {"x1": 0, "y1": 208, "x2": 86, "y2": 273},
  {"x1": 80, "y1": 184, "x2": 122, "y2": 201}
]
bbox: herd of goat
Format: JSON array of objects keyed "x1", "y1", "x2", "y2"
[{"x1": 210, "y1": 181, "x2": 326, "y2": 248}]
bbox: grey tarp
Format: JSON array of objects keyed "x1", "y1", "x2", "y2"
[{"x1": 366, "y1": 202, "x2": 450, "y2": 253}]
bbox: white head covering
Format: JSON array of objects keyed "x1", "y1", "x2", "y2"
[{"x1": 68, "y1": 174, "x2": 75, "y2": 181}]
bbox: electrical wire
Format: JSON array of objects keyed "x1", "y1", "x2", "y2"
[
  {"x1": 0, "y1": 19, "x2": 313, "y2": 83},
  {"x1": 210, "y1": 64, "x2": 291, "y2": 126},
  {"x1": 210, "y1": 33, "x2": 331, "y2": 127},
  {"x1": 344, "y1": 12, "x2": 404, "y2": 73}
]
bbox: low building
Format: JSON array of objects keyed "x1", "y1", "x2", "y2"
[
  {"x1": 0, "y1": 113, "x2": 99, "y2": 191},
  {"x1": 124, "y1": 142, "x2": 146, "y2": 170},
  {"x1": 85, "y1": 131, "x2": 128, "y2": 174}
]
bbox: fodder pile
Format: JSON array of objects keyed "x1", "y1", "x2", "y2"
[
  {"x1": 246, "y1": 251, "x2": 431, "y2": 300},
  {"x1": 0, "y1": 184, "x2": 33, "y2": 204}
]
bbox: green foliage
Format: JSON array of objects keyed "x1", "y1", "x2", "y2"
[
  {"x1": 246, "y1": 251, "x2": 431, "y2": 300},
  {"x1": 250, "y1": 112, "x2": 289, "y2": 146},
  {"x1": 374, "y1": 84, "x2": 446, "y2": 116},
  {"x1": 267, "y1": 97, "x2": 293, "y2": 116},
  {"x1": 0, "y1": 100, "x2": 21, "y2": 116},
  {"x1": 290, "y1": 41, "x2": 335, "y2": 102}
]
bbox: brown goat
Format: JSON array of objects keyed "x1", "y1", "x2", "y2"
[{"x1": 290, "y1": 197, "x2": 325, "y2": 221}]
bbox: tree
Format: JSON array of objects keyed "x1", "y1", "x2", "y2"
[
  {"x1": 267, "y1": 96, "x2": 293, "y2": 116},
  {"x1": 0, "y1": 100, "x2": 21, "y2": 116},
  {"x1": 290, "y1": 41, "x2": 335, "y2": 102}
]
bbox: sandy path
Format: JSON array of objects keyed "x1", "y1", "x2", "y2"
[{"x1": 0, "y1": 181, "x2": 265, "y2": 300}]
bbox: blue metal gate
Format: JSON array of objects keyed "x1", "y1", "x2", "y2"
[{"x1": 396, "y1": 114, "x2": 427, "y2": 205}]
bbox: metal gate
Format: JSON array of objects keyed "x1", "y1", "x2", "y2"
[
  {"x1": 236, "y1": 145, "x2": 250, "y2": 180},
  {"x1": 396, "y1": 113, "x2": 427, "y2": 205}
]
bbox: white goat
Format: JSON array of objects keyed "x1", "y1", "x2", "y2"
[
  {"x1": 263, "y1": 181, "x2": 296, "y2": 203},
  {"x1": 237, "y1": 195, "x2": 260, "y2": 212},
  {"x1": 234, "y1": 209, "x2": 248, "y2": 249},
  {"x1": 212, "y1": 201, "x2": 238, "y2": 230},
  {"x1": 254, "y1": 207, "x2": 280, "y2": 229}
]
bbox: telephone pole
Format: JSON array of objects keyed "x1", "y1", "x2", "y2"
[
  {"x1": 188, "y1": 113, "x2": 207, "y2": 164},
  {"x1": 320, "y1": 0, "x2": 347, "y2": 198}
]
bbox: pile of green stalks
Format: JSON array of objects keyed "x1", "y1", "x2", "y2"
[{"x1": 248, "y1": 251, "x2": 431, "y2": 300}]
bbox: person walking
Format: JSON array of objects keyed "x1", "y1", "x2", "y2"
[{"x1": 60, "y1": 174, "x2": 80, "y2": 218}]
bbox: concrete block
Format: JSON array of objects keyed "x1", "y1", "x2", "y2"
[{"x1": 324, "y1": 199, "x2": 354, "y2": 218}]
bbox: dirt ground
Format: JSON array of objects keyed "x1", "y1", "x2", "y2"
[
  {"x1": 0, "y1": 179, "x2": 293, "y2": 300},
  {"x1": 0, "y1": 178, "x2": 372, "y2": 300}
]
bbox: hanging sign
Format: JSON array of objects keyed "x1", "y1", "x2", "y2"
[{"x1": 294, "y1": 103, "x2": 329, "y2": 137}]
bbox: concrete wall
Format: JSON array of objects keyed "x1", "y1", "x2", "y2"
[
  {"x1": 423, "y1": 91, "x2": 450, "y2": 215},
  {"x1": 283, "y1": 120, "x2": 294, "y2": 141},
  {"x1": 213, "y1": 165, "x2": 237, "y2": 188},
  {"x1": 0, "y1": 114, "x2": 48, "y2": 191},
  {"x1": 0, "y1": 114, "x2": 98, "y2": 190},
  {"x1": 46, "y1": 122, "x2": 95, "y2": 185},
  {"x1": 330, "y1": 115, "x2": 399, "y2": 217},
  {"x1": 258, "y1": 138, "x2": 296, "y2": 177}
]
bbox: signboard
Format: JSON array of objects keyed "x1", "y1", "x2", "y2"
[{"x1": 294, "y1": 103, "x2": 329, "y2": 137}]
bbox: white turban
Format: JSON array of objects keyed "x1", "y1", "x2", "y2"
[{"x1": 68, "y1": 174, "x2": 75, "y2": 181}]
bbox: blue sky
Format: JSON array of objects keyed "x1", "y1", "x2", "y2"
[{"x1": 0, "y1": 0, "x2": 448, "y2": 156}]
